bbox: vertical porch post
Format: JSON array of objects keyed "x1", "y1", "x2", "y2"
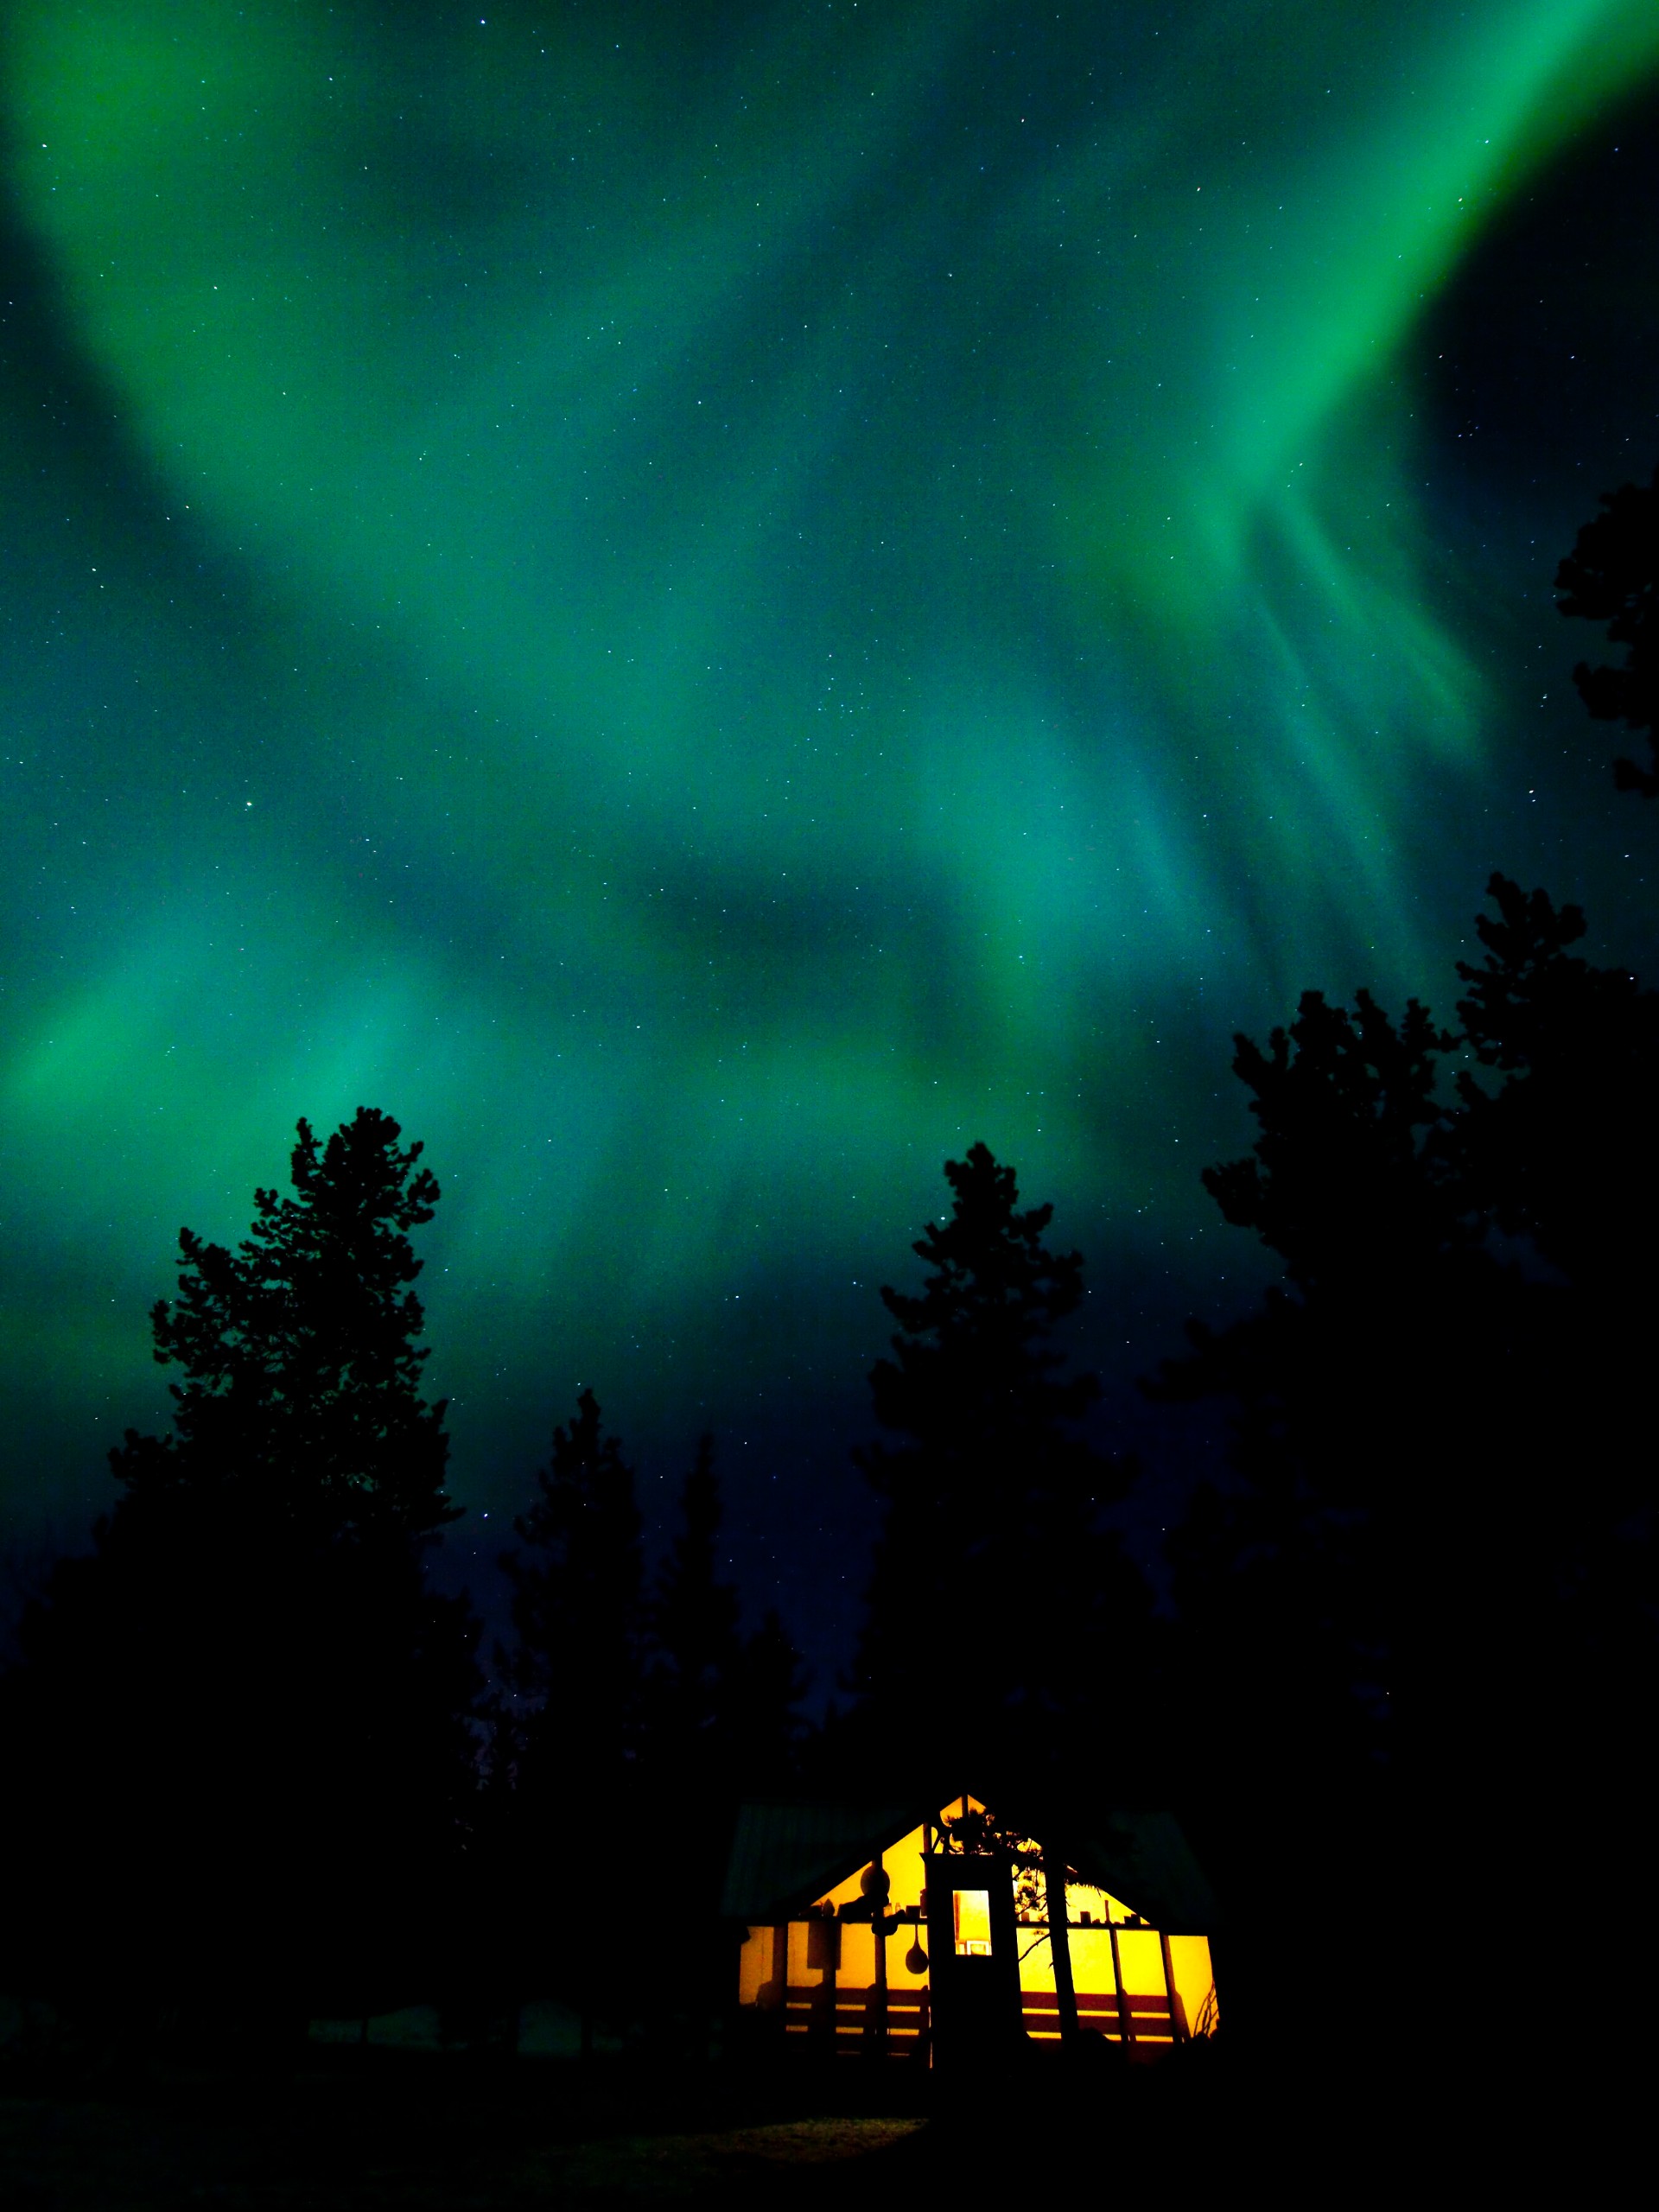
[
  {"x1": 869, "y1": 1847, "x2": 889, "y2": 2056},
  {"x1": 1159, "y1": 1929, "x2": 1187, "y2": 2043},
  {"x1": 1108, "y1": 1916, "x2": 1134, "y2": 2047},
  {"x1": 1041, "y1": 1839, "x2": 1080, "y2": 2043}
]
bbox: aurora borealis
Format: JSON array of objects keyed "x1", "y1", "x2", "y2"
[{"x1": 4, "y1": 3, "x2": 1659, "y2": 1662}]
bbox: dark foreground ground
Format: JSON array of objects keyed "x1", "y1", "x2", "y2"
[{"x1": 0, "y1": 2037, "x2": 1638, "y2": 2209}]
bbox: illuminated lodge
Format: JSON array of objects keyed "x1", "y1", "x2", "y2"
[{"x1": 724, "y1": 1792, "x2": 1218, "y2": 2063}]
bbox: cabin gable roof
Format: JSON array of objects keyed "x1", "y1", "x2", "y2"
[
  {"x1": 721, "y1": 1790, "x2": 1220, "y2": 1930},
  {"x1": 720, "y1": 1799, "x2": 922, "y2": 1922}
]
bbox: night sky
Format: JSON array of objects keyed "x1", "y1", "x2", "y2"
[{"x1": 4, "y1": 3, "x2": 1659, "y2": 1681}]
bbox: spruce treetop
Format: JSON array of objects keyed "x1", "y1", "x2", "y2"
[
  {"x1": 866, "y1": 1141, "x2": 1097, "y2": 1471},
  {"x1": 127, "y1": 1106, "x2": 453, "y2": 1540},
  {"x1": 1555, "y1": 461, "x2": 1659, "y2": 792}
]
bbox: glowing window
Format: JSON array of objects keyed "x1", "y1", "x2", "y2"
[{"x1": 953, "y1": 1890, "x2": 992, "y2": 1955}]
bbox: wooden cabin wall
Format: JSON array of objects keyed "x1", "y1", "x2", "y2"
[{"x1": 732, "y1": 1801, "x2": 1219, "y2": 2055}]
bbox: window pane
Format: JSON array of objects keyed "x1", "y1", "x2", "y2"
[{"x1": 954, "y1": 1889, "x2": 992, "y2": 1955}]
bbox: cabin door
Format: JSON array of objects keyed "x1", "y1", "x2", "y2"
[{"x1": 924, "y1": 1849, "x2": 1024, "y2": 2065}]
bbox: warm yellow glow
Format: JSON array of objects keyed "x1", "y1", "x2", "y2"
[
  {"x1": 1013, "y1": 1909, "x2": 1217, "y2": 2047},
  {"x1": 1024, "y1": 1867, "x2": 1136, "y2": 1928},
  {"x1": 745, "y1": 1793, "x2": 1217, "y2": 2059},
  {"x1": 786, "y1": 1917, "x2": 837, "y2": 1986},
  {"x1": 1020, "y1": 1923, "x2": 1109, "y2": 1994},
  {"x1": 1068, "y1": 1880, "x2": 1128, "y2": 1925},
  {"x1": 1166, "y1": 1934, "x2": 1218, "y2": 2038},
  {"x1": 837, "y1": 1921, "x2": 876, "y2": 1986},
  {"x1": 809, "y1": 1799, "x2": 988, "y2": 1916},
  {"x1": 813, "y1": 1822, "x2": 928, "y2": 1914},
  {"x1": 888, "y1": 1930, "x2": 930, "y2": 1989},
  {"x1": 736, "y1": 1923, "x2": 785, "y2": 2008},
  {"x1": 1114, "y1": 1929, "x2": 1165, "y2": 2003},
  {"x1": 953, "y1": 1889, "x2": 992, "y2": 1955}
]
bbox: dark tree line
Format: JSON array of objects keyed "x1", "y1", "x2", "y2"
[
  {"x1": 2, "y1": 466, "x2": 1654, "y2": 2078},
  {"x1": 845, "y1": 1141, "x2": 1152, "y2": 1802},
  {"x1": 1558, "y1": 459, "x2": 1659, "y2": 793},
  {"x1": 484, "y1": 1395, "x2": 803, "y2": 2051},
  {"x1": 0, "y1": 1112, "x2": 482, "y2": 2052},
  {"x1": 0, "y1": 1113, "x2": 804, "y2": 2062},
  {"x1": 836, "y1": 464, "x2": 1659, "y2": 2075},
  {"x1": 1136, "y1": 470, "x2": 1659, "y2": 2065}
]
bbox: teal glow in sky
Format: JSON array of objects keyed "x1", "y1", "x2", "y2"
[{"x1": 3, "y1": 3, "x2": 1658, "y2": 1626}]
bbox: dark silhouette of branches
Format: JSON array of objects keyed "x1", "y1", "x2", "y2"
[
  {"x1": 851, "y1": 1142, "x2": 1150, "y2": 1792},
  {"x1": 2, "y1": 1110, "x2": 480, "y2": 2057},
  {"x1": 1556, "y1": 461, "x2": 1659, "y2": 792}
]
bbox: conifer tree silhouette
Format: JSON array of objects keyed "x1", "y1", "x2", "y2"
[
  {"x1": 1556, "y1": 461, "x2": 1659, "y2": 792},
  {"x1": 1137, "y1": 459, "x2": 1659, "y2": 2082},
  {"x1": 727, "y1": 1609, "x2": 807, "y2": 1789},
  {"x1": 491, "y1": 1408, "x2": 804, "y2": 2047},
  {"x1": 502, "y1": 1389, "x2": 645, "y2": 1795},
  {"x1": 115, "y1": 1108, "x2": 456, "y2": 1540},
  {"x1": 651, "y1": 1435, "x2": 741, "y2": 1759},
  {"x1": 1156, "y1": 988, "x2": 1497, "y2": 1766},
  {"x1": 852, "y1": 1142, "x2": 1146, "y2": 1789},
  {"x1": 648, "y1": 1433, "x2": 804, "y2": 1796},
  {"x1": 1152, "y1": 978, "x2": 1543, "y2": 2063},
  {"x1": 1449, "y1": 873, "x2": 1659, "y2": 1758},
  {"x1": 498, "y1": 1389, "x2": 645, "y2": 2049},
  {"x1": 1453, "y1": 872, "x2": 1659, "y2": 1306},
  {"x1": 3, "y1": 1109, "x2": 480, "y2": 2050},
  {"x1": 1160, "y1": 438, "x2": 1659, "y2": 2059},
  {"x1": 632, "y1": 1437, "x2": 804, "y2": 2047}
]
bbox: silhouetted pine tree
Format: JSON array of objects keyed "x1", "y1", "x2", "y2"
[
  {"x1": 648, "y1": 1434, "x2": 804, "y2": 1798},
  {"x1": 628, "y1": 1437, "x2": 806, "y2": 2048},
  {"x1": 1454, "y1": 872, "x2": 1659, "y2": 1313},
  {"x1": 498, "y1": 1389, "x2": 645, "y2": 2045},
  {"x1": 1546, "y1": 467, "x2": 1659, "y2": 1810},
  {"x1": 3, "y1": 1109, "x2": 480, "y2": 2050},
  {"x1": 722, "y1": 1607, "x2": 807, "y2": 1793},
  {"x1": 1149, "y1": 976, "x2": 1547, "y2": 2060},
  {"x1": 1451, "y1": 874, "x2": 1659, "y2": 1781},
  {"x1": 118, "y1": 1108, "x2": 457, "y2": 1541},
  {"x1": 1157, "y1": 986, "x2": 1523, "y2": 1738},
  {"x1": 1171, "y1": 466, "x2": 1659, "y2": 1847},
  {"x1": 501, "y1": 1389, "x2": 645, "y2": 1798},
  {"x1": 1556, "y1": 460, "x2": 1659, "y2": 792},
  {"x1": 850, "y1": 1142, "x2": 1149, "y2": 1792},
  {"x1": 1158, "y1": 490, "x2": 1659, "y2": 2053},
  {"x1": 650, "y1": 1434, "x2": 741, "y2": 1764}
]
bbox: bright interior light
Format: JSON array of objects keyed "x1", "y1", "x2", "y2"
[{"x1": 953, "y1": 1889, "x2": 992, "y2": 1956}]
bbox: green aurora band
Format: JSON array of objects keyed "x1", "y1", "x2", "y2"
[{"x1": 3, "y1": 3, "x2": 1657, "y2": 1584}]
